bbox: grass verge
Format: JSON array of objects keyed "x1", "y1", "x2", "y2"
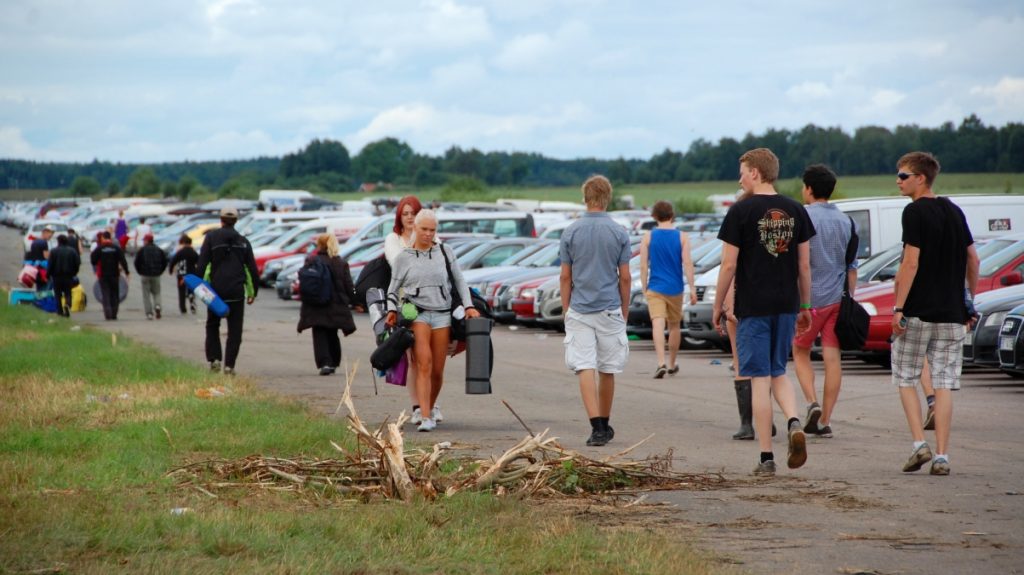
[{"x1": 0, "y1": 298, "x2": 732, "y2": 575}]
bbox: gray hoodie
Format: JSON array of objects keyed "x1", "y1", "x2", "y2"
[{"x1": 387, "y1": 242, "x2": 473, "y2": 313}]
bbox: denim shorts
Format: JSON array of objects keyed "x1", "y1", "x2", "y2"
[
  {"x1": 736, "y1": 313, "x2": 797, "y2": 377},
  {"x1": 413, "y1": 309, "x2": 451, "y2": 330}
]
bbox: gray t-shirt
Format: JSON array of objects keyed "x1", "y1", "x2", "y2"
[
  {"x1": 806, "y1": 202, "x2": 858, "y2": 308},
  {"x1": 559, "y1": 212, "x2": 631, "y2": 313}
]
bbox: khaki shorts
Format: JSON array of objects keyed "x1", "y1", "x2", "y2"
[
  {"x1": 646, "y1": 290, "x2": 683, "y2": 324},
  {"x1": 564, "y1": 308, "x2": 629, "y2": 374}
]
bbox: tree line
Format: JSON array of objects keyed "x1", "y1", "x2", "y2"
[{"x1": 1, "y1": 114, "x2": 1021, "y2": 199}]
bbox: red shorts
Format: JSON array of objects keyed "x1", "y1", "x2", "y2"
[{"x1": 792, "y1": 302, "x2": 841, "y2": 349}]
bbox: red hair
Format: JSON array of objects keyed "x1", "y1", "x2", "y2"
[{"x1": 393, "y1": 195, "x2": 423, "y2": 234}]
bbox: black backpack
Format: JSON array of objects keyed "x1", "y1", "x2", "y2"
[
  {"x1": 298, "y1": 255, "x2": 334, "y2": 306},
  {"x1": 354, "y1": 255, "x2": 391, "y2": 308}
]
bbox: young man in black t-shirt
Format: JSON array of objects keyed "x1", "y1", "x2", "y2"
[
  {"x1": 890, "y1": 152, "x2": 979, "y2": 477},
  {"x1": 713, "y1": 148, "x2": 815, "y2": 476}
]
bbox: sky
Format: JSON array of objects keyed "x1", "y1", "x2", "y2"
[{"x1": 1, "y1": 0, "x2": 1022, "y2": 163}]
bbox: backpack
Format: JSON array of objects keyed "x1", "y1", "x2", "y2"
[
  {"x1": 298, "y1": 255, "x2": 334, "y2": 306},
  {"x1": 354, "y1": 255, "x2": 391, "y2": 308}
]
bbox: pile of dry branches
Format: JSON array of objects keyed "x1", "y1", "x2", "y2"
[{"x1": 168, "y1": 364, "x2": 728, "y2": 501}]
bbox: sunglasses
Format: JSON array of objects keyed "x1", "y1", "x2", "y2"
[{"x1": 897, "y1": 172, "x2": 917, "y2": 180}]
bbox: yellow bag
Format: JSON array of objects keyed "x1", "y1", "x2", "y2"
[{"x1": 71, "y1": 285, "x2": 87, "y2": 312}]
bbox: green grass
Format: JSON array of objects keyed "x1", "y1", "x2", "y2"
[{"x1": 0, "y1": 299, "x2": 731, "y2": 575}]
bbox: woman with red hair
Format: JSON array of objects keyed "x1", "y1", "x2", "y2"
[{"x1": 384, "y1": 195, "x2": 424, "y2": 422}]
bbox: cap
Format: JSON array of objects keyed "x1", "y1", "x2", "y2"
[
  {"x1": 42, "y1": 226, "x2": 54, "y2": 232},
  {"x1": 144, "y1": 233, "x2": 154, "y2": 242},
  {"x1": 220, "y1": 206, "x2": 239, "y2": 218}
]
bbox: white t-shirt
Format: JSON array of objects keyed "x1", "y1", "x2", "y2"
[
  {"x1": 384, "y1": 232, "x2": 414, "y2": 267},
  {"x1": 133, "y1": 223, "x2": 153, "y2": 249}
]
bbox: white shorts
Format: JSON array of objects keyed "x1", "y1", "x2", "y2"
[{"x1": 564, "y1": 308, "x2": 629, "y2": 374}]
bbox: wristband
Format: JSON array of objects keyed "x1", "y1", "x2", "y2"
[{"x1": 800, "y1": 303, "x2": 812, "y2": 309}]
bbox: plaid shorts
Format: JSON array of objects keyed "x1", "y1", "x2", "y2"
[{"x1": 891, "y1": 317, "x2": 966, "y2": 390}]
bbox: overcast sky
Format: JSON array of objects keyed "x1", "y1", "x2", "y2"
[{"x1": 1, "y1": 0, "x2": 1022, "y2": 163}]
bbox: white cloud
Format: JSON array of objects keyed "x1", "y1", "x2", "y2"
[
  {"x1": 870, "y1": 89, "x2": 907, "y2": 109},
  {"x1": 786, "y1": 82, "x2": 833, "y2": 102},
  {"x1": 493, "y1": 33, "x2": 556, "y2": 71},
  {"x1": 0, "y1": 127, "x2": 36, "y2": 159},
  {"x1": 971, "y1": 76, "x2": 1024, "y2": 109}
]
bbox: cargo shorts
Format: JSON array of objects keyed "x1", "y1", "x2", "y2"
[{"x1": 564, "y1": 307, "x2": 629, "y2": 374}]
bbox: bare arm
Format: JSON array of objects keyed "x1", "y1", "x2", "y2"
[
  {"x1": 681, "y1": 233, "x2": 697, "y2": 306},
  {"x1": 559, "y1": 263, "x2": 572, "y2": 316},
  {"x1": 796, "y1": 240, "x2": 812, "y2": 334},
  {"x1": 639, "y1": 231, "x2": 650, "y2": 293},
  {"x1": 965, "y1": 244, "x2": 980, "y2": 297},
  {"x1": 846, "y1": 268, "x2": 858, "y2": 295},
  {"x1": 713, "y1": 243, "x2": 739, "y2": 334},
  {"x1": 618, "y1": 262, "x2": 631, "y2": 319},
  {"x1": 892, "y1": 244, "x2": 920, "y2": 336}
]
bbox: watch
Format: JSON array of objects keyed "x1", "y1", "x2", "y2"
[{"x1": 892, "y1": 307, "x2": 903, "y2": 313}]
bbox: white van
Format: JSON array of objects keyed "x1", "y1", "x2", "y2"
[
  {"x1": 237, "y1": 210, "x2": 357, "y2": 237},
  {"x1": 834, "y1": 195, "x2": 1024, "y2": 259},
  {"x1": 258, "y1": 189, "x2": 313, "y2": 211},
  {"x1": 347, "y1": 211, "x2": 537, "y2": 244}
]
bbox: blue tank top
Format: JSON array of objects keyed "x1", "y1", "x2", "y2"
[{"x1": 647, "y1": 228, "x2": 683, "y2": 296}]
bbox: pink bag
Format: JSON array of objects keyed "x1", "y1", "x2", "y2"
[
  {"x1": 19, "y1": 264, "x2": 38, "y2": 288},
  {"x1": 385, "y1": 353, "x2": 408, "y2": 386}
]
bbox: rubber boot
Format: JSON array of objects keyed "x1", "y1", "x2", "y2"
[{"x1": 732, "y1": 379, "x2": 755, "y2": 440}]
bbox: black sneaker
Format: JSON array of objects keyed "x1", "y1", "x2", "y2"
[
  {"x1": 923, "y1": 405, "x2": 935, "y2": 431},
  {"x1": 606, "y1": 425, "x2": 615, "y2": 441},
  {"x1": 753, "y1": 460, "x2": 776, "y2": 476},
  {"x1": 155, "y1": 307, "x2": 161, "y2": 320},
  {"x1": 667, "y1": 365, "x2": 679, "y2": 375},
  {"x1": 586, "y1": 430, "x2": 609, "y2": 446},
  {"x1": 804, "y1": 402, "x2": 822, "y2": 434},
  {"x1": 816, "y1": 425, "x2": 833, "y2": 438},
  {"x1": 787, "y1": 421, "x2": 807, "y2": 469},
  {"x1": 653, "y1": 365, "x2": 667, "y2": 379},
  {"x1": 319, "y1": 367, "x2": 333, "y2": 376}
]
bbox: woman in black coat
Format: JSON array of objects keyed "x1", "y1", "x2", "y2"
[{"x1": 297, "y1": 233, "x2": 360, "y2": 375}]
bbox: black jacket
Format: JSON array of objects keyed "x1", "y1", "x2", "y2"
[
  {"x1": 168, "y1": 245, "x2": 199, "y2": 277},
  {"x1": 48, "y1": 245, "x2": 81, "y2": 279},
  {"x1": 90, "y1": 241, "x2": 130, "y2": 278},
  {"x1": 196, "y1": 225, "x2": 259, "y2": 302},
  {"x1": 297, "y1": 252, "x2": 358, "y2": 335},
  {"x1": 134, "y1": 243, "x2": 168, "y2": 277}
]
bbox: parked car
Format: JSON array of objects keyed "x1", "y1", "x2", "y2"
[
  {"x1": 997, "y1": 302, "x2": 1024, "y2": 378},
  {"x1": 963, "y1": 284, "x2": 1024, "y2": 367},
  {"x1": 22, "y1": 219, "x2": 69, "y2": 253}
]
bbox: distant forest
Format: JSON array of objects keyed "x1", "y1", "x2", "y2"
[{"x1": 1, "y1": 114, "x2": 1021, "y2": 199}]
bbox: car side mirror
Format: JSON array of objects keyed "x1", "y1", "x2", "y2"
[{"x1": 1001, "y1": 272, "x2": 1023, "y2": 286}]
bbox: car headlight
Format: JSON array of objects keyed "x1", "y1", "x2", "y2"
[
  {"x1": 984, "y1": 311, "x2": 1008, "y2": 328},
  {"x1": 703, "y1": 286, "x2": 716, "y2": 304},
  {"x1": 861, "y1": 302, "x2": 878, "y2": 316}
]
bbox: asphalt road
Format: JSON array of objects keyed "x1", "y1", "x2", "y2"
[{"x1": 4, "y1": 225, "x2": 1022, "y2": 575}]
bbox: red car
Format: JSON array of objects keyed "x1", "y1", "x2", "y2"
[
  {"x1": 510, "y1": 274, "x2": 559, "y2": 324},
  {"x1": 856, "y1": 239, "x2": 1024, "y2": 355}
]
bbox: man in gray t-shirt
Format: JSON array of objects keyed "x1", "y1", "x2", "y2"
[
  {"x1": 559, "y1": 175, "x2": 632, "y2": 447},
  {"x1": 791, "y1": 164, "x2": 858, "y2": 439}
]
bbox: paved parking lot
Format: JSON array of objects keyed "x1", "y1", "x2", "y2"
[{"x1": 4, "y1": 225, "x2": 1023, "y2": 575}]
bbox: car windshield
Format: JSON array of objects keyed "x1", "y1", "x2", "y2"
[
  {"x1": 498, "y1": 242, "x2": 550, "y2": 266},
  {"x1": 975, "y1": 238, "x2": 1015, "y2": 260},
  {"x1": 857, "y1": 244, "x2": 904, "y2": 280},
  {"x1": 518, "y1": 243, "x2": 560, "y2": 267},
  {"x1": 283, "y1": 229, "x2": 321, "y2": 251},
  {"x1": 980, "y1": 241, "x2": 1024, "y2": 276}
]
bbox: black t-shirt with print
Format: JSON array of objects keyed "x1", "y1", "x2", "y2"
[
  {"x1": 717, "y1": 194, "x2": 815, "y2": 317},
  {"x1": 902, "y1": 197, "x2": 973, "y2": 323}
]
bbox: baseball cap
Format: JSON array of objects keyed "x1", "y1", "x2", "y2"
[
  {"x1": 144, "y1": 233, "x2": 154, "y2": 242},
  {"x1": 220, "y1": 206, "x2": 239, "y2": 218}
]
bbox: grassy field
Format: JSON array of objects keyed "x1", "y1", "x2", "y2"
[
  {"x1": 5, "y1": 173, "x2": 1023, "y2": 208},
  {"x1": 0, "y1": 299, "x2": 731, "y2": 574}
]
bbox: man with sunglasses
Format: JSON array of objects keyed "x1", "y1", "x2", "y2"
[{"x1": 890, "y1": 152, "x2": 979, "y2": 476}]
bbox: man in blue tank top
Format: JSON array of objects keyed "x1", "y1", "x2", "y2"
[{"x1": 640, "y1": 200, "x2": 697, "y2": 378}]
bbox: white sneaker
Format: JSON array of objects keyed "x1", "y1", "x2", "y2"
[
  {"x1": 431, "y1": 405, "x2": 443, "y2": 423},
  {"x1": 409, "y1": 408, "x2": 423, "y2": 425},
  {"x1": 417, "y1": 418, "x2": 436, "y2": 432}
]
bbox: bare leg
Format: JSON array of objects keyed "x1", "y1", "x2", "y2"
[
  {"x1": 933, "y1": 388, "x2": 952, "y2": 455},
  {"x1": 578, "y1": 368, "x2": 599, "y2": 417},
  {"x1": 666, "y1": 323, "x2": 681, "y2": 370},
  {"x1": 752, "y1": 376, "x2": 773, "y2": 453},
  {"x1": 819, "y1": 346, "x2": 842, "y2": 425},
  {"x1": 899, "y1": 387, "x2": 926, "y2": 443},
  {"x1": 428, "y1": 327, "x2": 449, "y2": 408},
  {"x1": 727, "y1": 319, "x2": 739, "y2": 372},
  {"x1": 598, "y1": 372, "x2": 615, "y2": 417},
  {"x1": 792, "y1": 344, "x2": 817, "y2": 404},
  {"x1": 651, "y1": 316, "x2": 666, "y2": 367},
  {"x1": 405, "y1": 349, "x2": 419, "y2": 406},
  {"x1": 920, "y1": 360, "x2": 934, "y2": 397},
  {"x1": 411, "y1": 322, "x2": 434, "y2": 416},
  {"x1": 770, "y1": 374, "x2": 799, "y2": 420}
]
